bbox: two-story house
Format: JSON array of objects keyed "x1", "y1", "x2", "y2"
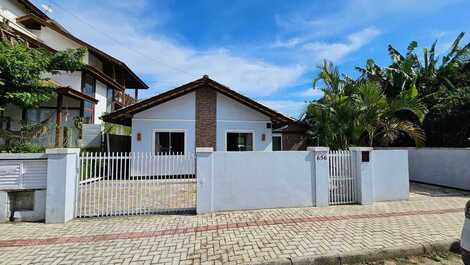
[{"x1": 0, "y1": 0, "x2": 148, "y2": 147}]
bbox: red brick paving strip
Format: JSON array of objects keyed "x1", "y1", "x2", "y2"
[{"x1": 0, "y1": 208, "x2": 462, "y2": 248}]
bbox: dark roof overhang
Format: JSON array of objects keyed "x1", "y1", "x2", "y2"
[{"x1": 57, "y1": 86, "x2": 98, "y2": 104}]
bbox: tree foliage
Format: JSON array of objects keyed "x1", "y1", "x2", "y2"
[
  {"x1": 0, "y1": 34, "x2": 85, "y2": 109},
  {"x1": 305, "y1": 32, "x2": 470, "y2": 148},
  {"x1": 0, "y1": 22, "x2": 85, "y2": 144},
  {"x1": 305, "y1": 61, "x2": 426, "y2": 149}
]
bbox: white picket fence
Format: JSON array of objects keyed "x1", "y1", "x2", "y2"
[
  {"x1": 328, "y1": 150, "x2": 358, "y2": 205},
  {"x1": 75, "y1": 152, "x2": 196, "y2": 217}
]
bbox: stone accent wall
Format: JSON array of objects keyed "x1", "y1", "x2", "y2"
[
  {"x1": 282, "y1": 133, "x2": 308, "y2": 151},
  {"x1": 196, "y1": 87, "x2": 217, "y2": 149}
]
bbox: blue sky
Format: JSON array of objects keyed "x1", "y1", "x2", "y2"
[{"x1": 34, "y1": 0, "x2": 470, "y2": 118}]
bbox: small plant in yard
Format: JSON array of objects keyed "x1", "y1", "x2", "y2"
[{"x1": 0, "y1": 143, "x2": 45, "y2": 153}]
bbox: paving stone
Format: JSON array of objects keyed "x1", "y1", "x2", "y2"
[{"x1": 0, "y1": 183, "x2": 468, "y2": 264}]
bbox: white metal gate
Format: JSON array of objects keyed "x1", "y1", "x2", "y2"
[
  {"x1": 328, "y1": 150, "x2": 358, "y2": 205},
  {"x1": 76, "y1": 152, "x2": 196, "y2": 217}
]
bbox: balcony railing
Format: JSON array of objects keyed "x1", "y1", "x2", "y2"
[{"x1": 114, "y1": 90, "x2": 137, "y2": 107}]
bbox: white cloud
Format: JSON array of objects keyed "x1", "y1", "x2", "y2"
[
  {"x1": 302, "y1": 27, "x2": 381, "y2": 62},
  {"x1": 258, "y1": 100, "x2": 308, "y2": 118},
  {"x1": 296, "y1": 88, "x2": 324, "y2": 99},
  {"x1": 44, "y1": 1, "x2": 305, "y2": 98},
  {"x1": 276, "y1": 0, "x2": 463, "y2": 37},
  {"x1": 270, "y1": 37, "x2": 304, "y2": 48}
]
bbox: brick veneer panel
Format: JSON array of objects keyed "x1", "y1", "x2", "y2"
[{"x1": 196, "y1": 87, "x2": 217, "y2": 149}]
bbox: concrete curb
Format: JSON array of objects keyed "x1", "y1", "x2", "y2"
[{"x1": 252, "y1": 239, "x2": 461, "y2": 265}]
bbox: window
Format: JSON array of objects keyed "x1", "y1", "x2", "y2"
[
  {"x1": 226, "y1": 132, "x2": 254, "y2": 151},
  {"x1": 106, "y1": 87, "x2": 114, "y2": 112},
  {"x1": 272, "y1": 134, "x2": 282, "y2": 151},
  {"x1": 154, "y1": 131, "x2": 185, "y2": 155},
  {"x1": 82, "y1": 73, "x2": 96, "y2": 124}
]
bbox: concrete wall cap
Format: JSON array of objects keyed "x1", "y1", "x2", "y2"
[
  {"x1": 46, "y1": 148, "x2": 81, "y2": 154},
  {"x1": 0, "y1": 153, "x2": 46, "y2": 160},
  {"x1": 307, "y1": 146, "x2": 329, "y2": 152},
  {"x1": 349, "y1": 147, "x2": 373, "y2": 151},
  {"x1": 196, "y1": 147, "x2": 214, "y2": 153}
]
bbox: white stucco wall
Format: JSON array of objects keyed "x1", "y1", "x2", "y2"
[
  {"x1": 0, "y1": 0, "x2": 27, "y2": 20},
  {"x1": 405, "y1": 148, "x2": 470, "y2": 191},
  {"x1": 197, "y1": 151, "x2": 315, "y2": 213},
  {"x1": 216, "y1": 93, "x2": 272, "y2": 151},
  {"x1": 371, "y1": 150, "x2": 409, "y2": 202},
  {"x1": 94, "y1": 80, "x2": 107, "y2": 124},
  {"x1": 50, "y1": 71, "x2": 82, "y2": 91},
  {"x1": 37, "y1": 27, "x2": 85, "y2": 53},
  {"x1": 131, "y1": 92, "x2": 196, "y2": 153},
  {"x1": 130, "y1": 91, "x2": 275, "y2": 153}
]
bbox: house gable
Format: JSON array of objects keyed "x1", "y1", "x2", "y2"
[
  {"x1": 102, "y1": 76, "x2": 292, "y2": 126},
  {"x1": 217, "y1": 93, "x2": 270, "y2": 122}
]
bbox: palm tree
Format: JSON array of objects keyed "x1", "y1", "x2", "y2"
[
  {"x1": 355, "y1": 32, "x2": 470, "y2": 146},
  {"x1": 352, "y1": 81, "x2": 426, "y2": 146},
  {"x1": 304, "y1": 61, "x2": 427, "y2": 149}
]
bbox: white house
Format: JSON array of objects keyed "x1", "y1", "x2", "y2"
[
  {"x1": 0, "y1": 0, "x2": 148, "y2": 147},
  {"x1": 103, "y1": 76, "x2": 309, "y2": 153}
]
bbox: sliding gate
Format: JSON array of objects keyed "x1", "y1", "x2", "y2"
[
  {"x1": 328, "y1": 150, "x2": 359, "y2": 205},
  {"x1": 75, "y1": 152, "x2": 196, "y2": 217}
]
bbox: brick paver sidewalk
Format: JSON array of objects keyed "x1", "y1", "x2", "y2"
[{"x1": 0, "y1": 183, "x2": 468, "y2": 265}]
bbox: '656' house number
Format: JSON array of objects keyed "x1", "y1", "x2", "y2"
[{"x1": 316, "y1": 154, "x2": 327, "y2": 160}]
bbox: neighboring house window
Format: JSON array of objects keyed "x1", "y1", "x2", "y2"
[
  {"x1": 272, "y1": 134, "x2": 282, "y2": 151},
  {"x1": 154, "y1": 131, "x2": 185, "y2": 155},
  {"x1": 226, "y1": 132, "x2": 254, "y2": 151},
  {"x1": 106, "y1": 87, "x2": 114, "y2": 113},
  {"x1": 26, "y1": 109, "x2": 54, "y2": 124},
  {"x1": 82, "y1": 73, "x2": 96, "y2": 124}
]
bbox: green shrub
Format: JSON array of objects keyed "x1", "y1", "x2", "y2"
[{"x1": 0, "y1": 143, "x2": 46, "y2": 153}]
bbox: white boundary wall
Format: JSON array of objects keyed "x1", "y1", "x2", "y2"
[
  {"x1": 198, "y1": 151, "x2": 315, "y2": 212},
  {"x1": 0, "y1": 149, "x2": 80, "y2": 223},
  {"x1": 372, "y1": 150, "x2": 409, "y2": 201},
  {"x1": 407, "y1": 148, "x2": 470, "y2": 190},
  {"x1": 197, "y1": 147, "x2": 409, "y2": 213}
]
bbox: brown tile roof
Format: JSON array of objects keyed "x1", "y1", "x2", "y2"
[{"x1": 102, "y1": 76, "x2": 294, "y2": 126}]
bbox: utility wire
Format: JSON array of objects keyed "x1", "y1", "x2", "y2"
[{"x1": 45, "y1": 0, "x2": 198, "y2": 79}]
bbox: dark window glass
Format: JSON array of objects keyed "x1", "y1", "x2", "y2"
[
  {"x1": 171, "y1": 133, "x2": 184, "y2": 154},
  {"x1": 82, "y1": 73, "x2": 95, "y2": 124},
  {"x1": 226, "y1": 132, "x2": 253, "y2": 151},
  {"x1": 155, "y1": 131, "x2": 185, "y2": 155},
  {"x1": 83, "y1": 74, "x2": 95, "y2": 97},
  {"x1": 272, "y1": 136, "x2": 282, "y2": 151},
  {"x1": 106, "y1": 87, "x2": 114, "y2": 112},
  {"x1": 83, "y1": 110, "x2": 93, "y2": 124}
]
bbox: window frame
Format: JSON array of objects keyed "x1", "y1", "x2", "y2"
[
  {"x1": 152, "y1": 129, "x2": 187, "y2": 155},
  {"x1": 224, "y1": 130, "x2": 256, "y2": 151},
  {"x1": 81, "y1": 72, "x2": 96, "y2": 124},
  {"x1": 272, "y1": 133, "x2": 283, "y2": 151},
  {"x1": 106, "y1": 86, "x2": 114, "y2": 113}
]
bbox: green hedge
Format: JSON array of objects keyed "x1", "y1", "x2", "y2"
[{"x1": 0, "y1": 143, "x2": 46, "y2": 153}]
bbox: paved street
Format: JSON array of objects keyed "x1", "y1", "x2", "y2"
[{"x1": 0, "y1": 183, "x2": 468, "y2": 265}]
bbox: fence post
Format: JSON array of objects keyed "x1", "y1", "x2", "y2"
[
  {"x1": 349, "y1": 147, "x2": 373, "y2": 205},
  {"x1": 308, "y1": 146, "x2": 330, "y2": 207},
  {"x1": 196, "y1": 147, "x2": 214, "y2": 214},
  {"x1": 0, "y1": 191, "x2": 9, "y2": 221},
  {"x1": 45, "y1": 148, "x2": 80, "y2": 224}
]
